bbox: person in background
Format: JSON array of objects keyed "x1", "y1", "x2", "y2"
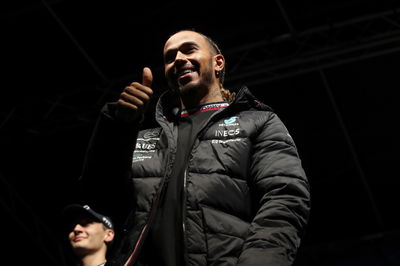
[{"x1": 63, "y1": 204, "x2": 115, "y2": 266}]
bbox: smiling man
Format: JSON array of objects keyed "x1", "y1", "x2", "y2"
[
  {"x1": 64, "y1": 204, "x2": 115, "y2": 266},
  {"x1": 163, "y1": 30, "x2": 225, "y2": 108},
  {"x1": 80, "y1": 30, "x2": 310, "y2": 266}
]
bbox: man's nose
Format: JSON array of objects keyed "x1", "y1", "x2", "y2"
[
  {"x1": 175, "y1": 51, "x2": 187, "y2": 62},
  {"x1": 73, "y1": 223, "x2": 84, "y2": 233}
]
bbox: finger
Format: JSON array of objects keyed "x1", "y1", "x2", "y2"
[
  {"x1": 124, "y1": 85, "x2": 152, "y2": 101},
  {"x1": 142, "y1": 67, "x2": 153, "y2": 87},
  {"x1": 120, "y1": 92, "x2": 144, "y2": 107},
  {"x1": 117, "y1": 99, "x2": 138, "y2": 111}
]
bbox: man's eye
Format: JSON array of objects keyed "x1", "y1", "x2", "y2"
[
  {"x1": 183, "y1": 47, "x2": 195, "y2": 54},
  {"x1": 164, "y1": 53, "x2": 175, "y2": 63}
]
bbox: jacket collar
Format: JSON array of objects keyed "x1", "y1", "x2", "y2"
[
  {"x1": 155, "y1": 85, "x2": 272, "y2": 122},
  {"x1": 232, "y1": 86, "x2": 273, "y2": 112}
]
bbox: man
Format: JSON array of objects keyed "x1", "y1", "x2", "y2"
[
  {"x1": 80, "y1": 30, "x2": 311, "y2": 266},
  {"x1": 64, "y1": 204, "x2": 115, "y2": 266}
]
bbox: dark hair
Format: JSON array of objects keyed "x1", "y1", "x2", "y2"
[
  {"x1": 196, "y1": 32, "x2": 235, "y2": 101},
  {"x1": 200, "y1": 33, "x2": 226, "y2": 86}
]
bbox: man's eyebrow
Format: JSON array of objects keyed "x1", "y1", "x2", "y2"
[
  {"x1": 164, "y1": 41, "x2": 199, "y2": 56},
  {"x1": 180, "y1": 41, "x2": 199, "y2": 48}
]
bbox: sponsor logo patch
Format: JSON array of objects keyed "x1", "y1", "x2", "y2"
[
  {"x1": 143, "y1": 128, "x2": 161, "y2": 139},
  {"x1": 219, "y1": 116, "x2": 239, "y2": 127},
  {"x1": 215, "y1": 128, "x2": 240, "y2": 137},
  {"x1": 133, "y1": 129, "x2": 161, "y2": 163},
  {"x1": 211, "y1": 138, "x2": 242, "y2": 144}
]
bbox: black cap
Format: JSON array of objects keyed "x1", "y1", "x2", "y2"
[{"x1": 63, "y1": 204, "x2": 114, "y2": 230}]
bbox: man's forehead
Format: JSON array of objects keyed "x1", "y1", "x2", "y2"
[{"x1": 164, "y1": 31, "x2": 206, "y2": 51}]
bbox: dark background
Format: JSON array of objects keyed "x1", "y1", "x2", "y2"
[{"x1": 1, "y1": 0, "x2": 400, "y2": 265}]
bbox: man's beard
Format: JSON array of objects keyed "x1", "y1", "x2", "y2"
[{"x1": 176, "y1": 67, "x2": 214, "y2": 98}]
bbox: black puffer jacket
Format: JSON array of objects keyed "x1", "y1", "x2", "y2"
[{"x1": 80, "y1": 86, "x2": 310, "y2": 266}]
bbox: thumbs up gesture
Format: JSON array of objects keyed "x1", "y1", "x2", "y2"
[{"x1": 116, "y1": 67, "x2": 154, "y2": 123}]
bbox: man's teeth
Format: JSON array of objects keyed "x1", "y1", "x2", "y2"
[{"x1": 181, "y1": 70, "x2": 192, "y2": 75}]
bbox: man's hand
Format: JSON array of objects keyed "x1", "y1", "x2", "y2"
[{"x1": 116, "y1": 67, "x2": 153, "y2": 123}]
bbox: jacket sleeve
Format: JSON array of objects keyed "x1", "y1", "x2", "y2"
[
  {"x1": 79, "y1": 102, "x2": 141, "y2": 230},
  {"x1": 237, "y1": 112, "x2": 311, "y2": 266}
]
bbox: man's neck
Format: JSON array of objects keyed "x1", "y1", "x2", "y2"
[
  {"x1": 78, "y1": 251, "x2": 107, "y2": 266},
  {"x1": 181, "y1": 87, "x2": 224, "y2": 110}
]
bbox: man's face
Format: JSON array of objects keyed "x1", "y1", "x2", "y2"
[
  {"x1": 68, "y1": 217, "x2": 113, "y2": 256},
  {"x1": 163, "y1": 31, "x2": 219, "y2": 95}
]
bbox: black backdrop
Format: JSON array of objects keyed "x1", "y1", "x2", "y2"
[{"x1": 2, "y1": 1, "x2": 400, "y2": 265}]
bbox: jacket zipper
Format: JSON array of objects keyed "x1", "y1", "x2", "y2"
[
  {"x1": 124, "y1": 140, "x2": 175, "y2": 265},
  {"x1": 124, "y1": 224, "x2": 147, "y2": 266},
  {"x1": 123, "y1": 183, "x2": 165, "y2": 265},
  {"x1": 181, "y1": 105, "x2": 234, "y2": 263},
  {"x1": 182, "y1": 169, "x2": 188, "y2": 264}
]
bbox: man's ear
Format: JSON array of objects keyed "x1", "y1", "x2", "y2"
[
  {"x1": 214, "y1": 54, "x2": 225, "y2": 72},
  {"x1": 104, "y1": 229, "x2": 115, "y2": 243}
]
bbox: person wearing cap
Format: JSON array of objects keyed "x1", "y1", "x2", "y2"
[{"x1": 64, "y1": 204, "x2": 115, "y2": 266}]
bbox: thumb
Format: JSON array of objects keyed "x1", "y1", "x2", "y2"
[{"x1": 142, "y1": 67, "x2": 153, "y2": 87}]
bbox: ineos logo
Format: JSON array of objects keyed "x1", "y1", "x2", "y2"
[{"x1": 215, "y1": 128, "x2": 240, "y2": 137}]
